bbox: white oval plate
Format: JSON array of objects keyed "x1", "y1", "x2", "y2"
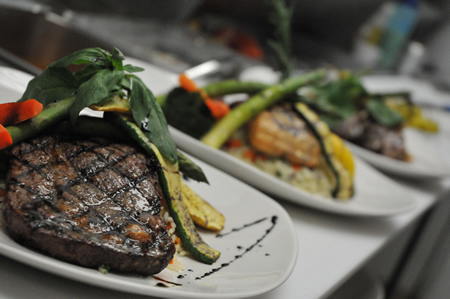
[
  {"x1": 354, "y1": 75, "x2": 450, "y2": 179},
  {"x1": 0, "y1": 66, "x2": 297, "y2": 298}
]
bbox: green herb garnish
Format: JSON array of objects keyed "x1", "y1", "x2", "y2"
[
  {"x1": 302, "y1": 74, "x2": 367, "y2": 120},
  {"x1": 19, "y1": 47, "x2": 177, "y2": 163},
  {"x1": 297, "y1": 73, "x2": 405, "y2": 128},
  {"x1": 366, "y1": 98, "x2": 404, "y2": 128},
  {"x1": 266, "y1": 0, "x2": 298, "y2": 80},
  {"x1": 177, "y1": 151, "x2": 209, "y2": 184}
]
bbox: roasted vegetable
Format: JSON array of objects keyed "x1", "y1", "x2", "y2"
[
  {"x1": 179, "y1": 73, "x2": 231, "y2": 119},
  {"x1": 383, "y1": 94, "x2": 439, "y2": 133},
  {"x1": 106, "y1": 113, "x2": 221, "y2": 264},
  {"x1": 0, "y1": 99, "x2": 43, "y2": 126},
  {"x1": 0, "y1": 125, "x2": 12, "y2": 149},
  {"x1": 329, "y1": 133, "x2": 355, "y2": 179},
  {"x1": 5, "y1": 97, "x2": 76, "y2": 149},
  {"x1": 202, "y1": 80, "x2": 269, "y2": 98},
  {"x1": 90, "y1": 95, "x2": 133, "y2": 114},
  {"x1": 181, "y1": 180, "x2": 225, "y2": 231},
  {"x1": 292, "y1": 102, "x2": 354, "y2": 199},
  {"x1": 163, "y1": 87, "x2": 216, "y2": 139}
]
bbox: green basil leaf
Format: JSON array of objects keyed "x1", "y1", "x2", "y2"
[
  {"x1": 33, "y1": 87, "x2": 78, "y2": 106},
  {"x1": 305, "y1": 74, "x2": 367, "y2": 120},
  {"x1": 366, "y1": 99, "x2": 404, "y2": 127},
  {"x1": 111, "y1": 48, "x2": 125, "y2": 63},
  {"x1": 130, "y1": 76, "x2": 177, "y2": 163},
  {"x1": 121, "y1": 76, "x2": 131, "y2": 91},
  {"x1": 319, "y1": 83, "x2": 359, "y2": 118},
  {"x1": 121, "y1": 76, "x2": 132, "y2": 100},
  {"x1": 123, "y1": 65, "x2": 144, "y2": 73},
  {"x1": 297, "y1": 88, "x2": 346, "y2": 119},
  {"x1": 73, "y1": 63, "x2": 104, "y2": 83},
  {"x1": 19, "y1": 67, "x2": 79, "y2": 104},
  {"x1": 110, "y1": 48, "x2": 124, "y2": 70},
  {"x1": 177, "y1": 151, "x2": 209, "y2": 184},
  {"x1": 70, "y1": 69, "x2": 124, "y2": 124},
  {"x1": 49, "y1": 48, "x2": 109, "y2": 68}
]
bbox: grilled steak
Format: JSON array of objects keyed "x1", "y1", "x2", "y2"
[
  {"x1": 3, "y1": 135, "x2": 175, "y2": 275},
  {"x1": 331, "y1": 111, "x2": 408, "y2": 161},
  {"x1": 331, "y1": 111, "x2": 368, "y2": 141},
  {"x1": 359, "y1": 122, "x2": 408, "y2": 160}
]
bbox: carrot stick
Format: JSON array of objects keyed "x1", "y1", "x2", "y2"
[
  {"x1": 0, "y1": 99, "x2": 43, "y2": 126},
  {"x1": 179, "y1": 73, "x2": 201, "y2": 92},
  {"x1": 0, "y1": 124, "x2": 13, "y2": 149},
  {"x1": 205, "y1": 98, "x2": 230, "y2": 119},
  {"x1": 179, "y1": 73, "x2": 230, "y2": 119}
]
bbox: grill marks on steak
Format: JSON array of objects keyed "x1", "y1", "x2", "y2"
[{"x1": 4, "y1": 135, "x2": 175, "y2": 275}]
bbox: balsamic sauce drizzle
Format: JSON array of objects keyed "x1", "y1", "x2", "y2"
[
  {"x1": 215, "y1": 217, "x2": 268, "y2": 238},
  {"x1": 153, "y1": 276, "x2": 182, "y2": 287},
  {"x1": 153, "y1": 216, "x2": 279, "y2": 285},
  {"x1": 156, "y1": 283, "x2": 168, "y2": 288},
  {"x1": 195, "y1": 215, "x2": 278, "y2": 280}
]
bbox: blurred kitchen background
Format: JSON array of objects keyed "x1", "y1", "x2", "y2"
[
  {"x1": 1, "y1": 0, "x2": 450, "y2": 298},
  {"x1": 2, "y1": 0, "x2": 450, "y2": 80}
]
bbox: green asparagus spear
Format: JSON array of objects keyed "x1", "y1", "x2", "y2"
[
  {"x1": 156, "y1": 80, "x2": 270, "y2": 107},
  {"x1": 200, "y1": 69, "x2": 326, "y2": 148},
  {"x1": 203, "y1": 80, "x2": 270, "y2": 98},
  {"x1": 6, "y1": 97, "x2": 75, "y2": 147}
]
